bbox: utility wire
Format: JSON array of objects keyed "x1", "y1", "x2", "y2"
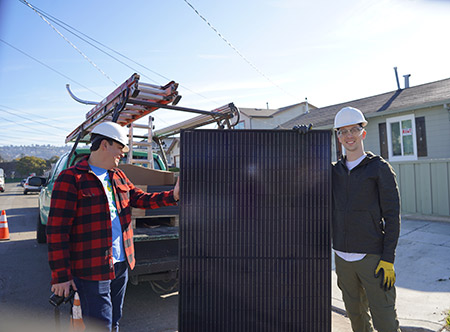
[
  {"x1": 23, "y1": 7, "x2": 160, "y2": 85},
  {"x1": 23, "y1": 4, "x2": 165, "y2": 85},
  {"x1": 13, "y1": 1, "x2": 166, "y2": 126},
  {"x1": 39, "y1": 6, "x2": 217, "y2": 105},
  {"x1": 0, "y1": 116, "x2": 51, "y2": 135},
  {"x1": 2, "y1": 37, "x2": 169, "y2": 128},
  {"x1": 20, "y1": 0, "x2": 117, "y2": 86},
  {"x1": 19, "y1": 0, "x2": 218, "y2": 106},
  {"x1": 0, "y1": 39, "x2": 103, "y2": 98},
  {"x1": 183, "y1": 0, "x2": 300, "y2": 102},
  {"x1": 0, "y1": 106, "x2": 72, "y2": 132},
  {"x1": 1, "y1": 132, "x2": 42, "y2": 140}
]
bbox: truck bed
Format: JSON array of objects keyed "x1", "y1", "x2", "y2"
[
  {"x1": 129, "y1": 225, "x2": 179, "y2": 284},
  {"x1": 133, "y1": 224, "x2": 179, "y2": 242}
]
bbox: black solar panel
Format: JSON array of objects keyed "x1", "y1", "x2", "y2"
[{"x1": 179, "y1": 129, "x2": 331, "y2": 332}]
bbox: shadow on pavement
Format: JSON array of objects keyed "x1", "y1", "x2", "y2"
[
  {"x1": 3, "y1": 207, "x2": 39, "y2": 233},
  {"x1": 400, "y1": 327, "x2": 439, "y2": 332}
]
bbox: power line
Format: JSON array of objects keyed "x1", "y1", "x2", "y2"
[
  {"x1": 0, "y1": 39, "x2": 103, "y2": 98},
  {"x1": 1, "y1": 37, "x2": 171, "y2": 128},
  {"x1": 0, "y1": 116, "x2": 51, "y2": 135},
  {"x1": 23, "y1": 6, "x2": 160, "y2": 86},
  {"x1": 2, "y1": 38, "x2": 169, "y2": 128},
  {"x1": 1, "y1": 132, "x2": 40, "y2": 140},
  {"x1": 183, "y1": 0, "x2": 300, "y2": 102},
  {"x1": 0, "y1": 106, "x2": 72, "y2": 132},
  {"x1": 19, "y1": 0, "x2": 217, "y2": 106},
  {"x1": 20, "y1": 0, "x2": 117, "y2": 86},
  {"x1": 22, "y1": 4, "x2": 166, "y2": 85}
]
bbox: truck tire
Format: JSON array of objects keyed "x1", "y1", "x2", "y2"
[{"x1": 36, "y1": 214, "x2": 47, "y2": 244}]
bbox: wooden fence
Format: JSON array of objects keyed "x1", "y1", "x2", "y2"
[{"x1": 390, "y1": 159, "x2": 450, "y2": 217}]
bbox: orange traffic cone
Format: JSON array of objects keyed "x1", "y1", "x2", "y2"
[
  {"x1": 0, "y1": 210, "x2": 10, "y2": 241},
  {"x1": 70, "y1": 292, "x2": 86, "y2": 331}
]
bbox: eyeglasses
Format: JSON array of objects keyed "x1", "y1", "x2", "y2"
[{"x1": 337, "y1": 126, "x2": 363, "y2": 137}]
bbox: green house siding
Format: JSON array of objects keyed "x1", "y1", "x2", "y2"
[
  {"x1": 349, "y1": 106, "x2": 450, "y2": 218},
  {"x1": 417, "y1": 163, "x2": 432, "y2": 215},
  {"x1": 390, "y1": 159, "x2": 450, "y2": 217},
  {"x1": 418, "y1": 106, "x2": 450, "y2": 159},
  {"x1": 362, "y1": 106, "x2": 450, "y2": 160},
  {"x1": 363, "y1": 118, "x2": 384, "y2": 156}
]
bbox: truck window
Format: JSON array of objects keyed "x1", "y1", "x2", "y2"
[
  {"x1": 51, "y1": 154, "x2": 69, "y2": 182},
  {"x1": 153, "y1": 158, "x2": 162, "y2": 170}
]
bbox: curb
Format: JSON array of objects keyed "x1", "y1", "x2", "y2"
[{"x1": 331, "y1": 306, "x2": 446, "y2": 332}]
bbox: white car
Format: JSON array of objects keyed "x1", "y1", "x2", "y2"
[
  {"x1": 0, "y1": 168, "x2": 4, "y2": 192},
  {"x1": 23, "y1": 176, "x2": 46, "y2": 195}
]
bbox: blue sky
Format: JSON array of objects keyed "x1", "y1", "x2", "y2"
[{"x1": 1, "y1": 0, "x2": 449, "y2": 146}]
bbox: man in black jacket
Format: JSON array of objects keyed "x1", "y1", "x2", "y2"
[{"x1": 332, "y1": 107, "x2": 401, "y2": 332}]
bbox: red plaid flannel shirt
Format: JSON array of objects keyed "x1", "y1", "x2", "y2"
[{"x1": 47, "y1": 156, "x2": 177, "y2": 284}]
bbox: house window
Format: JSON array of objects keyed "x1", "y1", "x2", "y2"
[{"x1": 386, "y1": 114, "x2": 418, "y2": 161}]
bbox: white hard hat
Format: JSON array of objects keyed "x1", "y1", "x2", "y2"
[
  {"x1": 334, "y1": 107, "x2": 368, "y2": 129},
  {"x1": 91, "y1": 121, "x2": 129, "y2": 152}
]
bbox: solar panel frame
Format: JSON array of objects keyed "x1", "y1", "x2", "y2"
[{"x1": 179, "y1": 129, "x2": 331, "y2": 332}]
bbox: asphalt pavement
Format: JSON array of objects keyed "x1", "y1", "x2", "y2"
[
  {"x1": 1, "y1": 183, "x2": 449, "y2": 331},
  {"x1": 332, "y1": 216, "x2": 450, "y2": 332}
]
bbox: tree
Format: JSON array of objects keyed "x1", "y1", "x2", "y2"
[
  {"x1": 16, "y1": 156, "x2": 47, "y2": 176},
  {"x1": 46, "y1": 155, "x2": 60, "y2": 168}
]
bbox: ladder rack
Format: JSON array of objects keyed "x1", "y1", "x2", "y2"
[
  {"x1": 65, "y1": 73, "x2": 180, "y2": 144},
  {"x1": 153, "y1": 103, "x2": 240, "y2": 139},
  {"x1": 65, "y1": 73, "x2": 240, "y2": 169}
]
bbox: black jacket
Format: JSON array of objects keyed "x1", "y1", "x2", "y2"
[{"x1": 332, "y1": 152, "x2": 400, "y2": 263}]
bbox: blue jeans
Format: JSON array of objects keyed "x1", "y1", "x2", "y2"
[{"x1": 74, "y1": 261, "x2": 128, "y2": 332}]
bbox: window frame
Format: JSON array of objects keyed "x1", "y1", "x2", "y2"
[{"x1": 386, "y1": 114, "x2": 418, "y2": 161}]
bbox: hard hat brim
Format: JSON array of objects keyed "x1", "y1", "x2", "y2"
[{"x1": 334, "y1": 120, "x2": 368, "y2": 129}]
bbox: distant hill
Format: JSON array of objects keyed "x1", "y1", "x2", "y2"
[{"x1": 0, "y1": 145, "x2": 72, "y2": 161}]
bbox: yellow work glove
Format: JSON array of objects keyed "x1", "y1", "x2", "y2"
[{"x1": 374, "y1": 260, "x2": 396, "y2": 291}]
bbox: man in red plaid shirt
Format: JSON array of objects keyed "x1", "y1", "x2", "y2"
[{"x1": 47, "y1": 122, "x2": 180, "y2": 331}]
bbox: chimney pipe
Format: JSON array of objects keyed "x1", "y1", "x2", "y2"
[
  {"x1": 304, "y1": 97, "x2": 309, "y2": 114},
  {"x1": 393, "y1": 67, "x2": 400, "y2": 90},
  {"x1": 266, "y1": 102, "x2": 269, "y2": 109},
  {"x1": 403, "y1": 74, "x2": 411, "y2": 88}
]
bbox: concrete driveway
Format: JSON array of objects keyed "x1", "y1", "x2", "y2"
[{"x1": 332, "y1": 217, "x2": 450, "y2": 332}]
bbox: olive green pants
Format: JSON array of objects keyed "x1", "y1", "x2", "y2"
[{"x1": 335, "y1": 253, "x2": 401, "y2": 332}]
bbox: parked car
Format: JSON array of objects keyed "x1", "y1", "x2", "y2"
[
  {"x1": 23, "y1": 176, "x2": 46, "y2": 194},
  {"x1": 0, "y1": 168, "x2": 4, "y2": 192}
]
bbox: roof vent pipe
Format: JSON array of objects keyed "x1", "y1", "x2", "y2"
[
  {"x1": 403, "y1": 74, "x2": 411, "y2": 88},
  {"x1": 266, "y1": 102, "x2": 269, "y2": 109},
  {"x1": 393, "y1": 67, "x2": 401, "y2": 90},
  {"x1": 305, "y1": 97, "x2": 309, "y2": 114}
]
